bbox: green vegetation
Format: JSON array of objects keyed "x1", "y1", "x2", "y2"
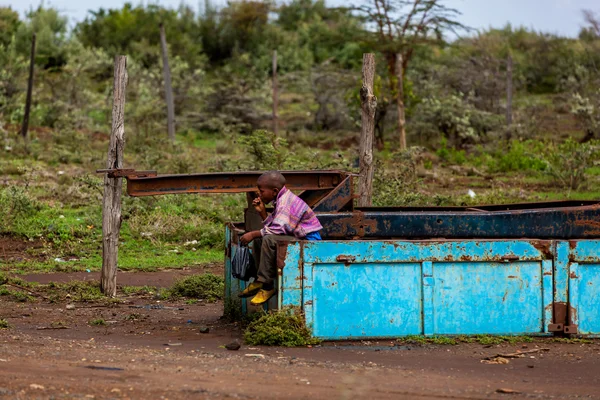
[
  {"x1": 0, "y1": 319, "x2": 9, "y2": 329},
  {"x1": 244, "y1": 307, "x2": 321, "y2": 347},
  {"x1": 1, "y1": 1, "x2": 600, "y2": 278},
  {"x1": 89, "y1": 318, "x2": 107, "y2": 326},
  {"x1": 398, "y1": 335, "x2": 535, "y2": 346},
  {"x1": 167, "y1": 274, "x2": 224, "y2": 302}
]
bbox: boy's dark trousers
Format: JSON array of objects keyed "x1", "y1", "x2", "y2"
[{"x1": 252, "y1": 234, "x2": 295, "y2": 289}]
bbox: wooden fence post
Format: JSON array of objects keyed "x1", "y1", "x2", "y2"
[
  {"x1": 21, "y1": 33, "x2": 36, "y2": 140},
  {"x1": 101, "y1": 56, "x2": 127, "y2": 297},
  {"x1": 358, "y1": 53, "x2": 377, "y2": 207},
  {"x1": 396, "y1": 53, "x2": 407, "y2": 151},
  {"x1": 272, "y1": 50, "x2": 278, "y2": 136},
  {"x1": 159, "y1": 24, "x2": 175, "y2": 144},
  {"x1": 506, "y1": 54, "x2": 513, "y2": 127}
]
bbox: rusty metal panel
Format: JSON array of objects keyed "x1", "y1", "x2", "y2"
[
  {"x1": 306, "y1": 262, "x2": 423, "y2": 339},
  {"x1": 568, "y1": 262, "x2": 600, "y2": 334},
  {"x1": 126, "y1": 170, "x2": 346, "y2": 196},
  {"x1": 318, "y1": 203, "x2": 600, "y2": 239},
  {"x1": 301, "y1": 240, "x2": 553, "y2": 339},
  {"x1": 312, "y1": 176, "x2": 354, "y2": 212},
  {"x1": 431, "y1": 261, "x2": 546, "y2": 334},
  {"x1": 279, "y1": 242, "x2": 303, "y2": 309}
]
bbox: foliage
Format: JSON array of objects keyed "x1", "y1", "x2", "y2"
[
  {"x1": 168, "y1": 274, "x2": 224, "y2": 302},
  {"x1": 15, "y1": 6, "x2": 68, "y2": 69},
  {"x1": 238, "y1": 130, "x2": 289, "y2": 170},
  {"x1": 0, "y1": 319, "x2": 9, "y2": 329},
  {"x1": 537, "y1": 139, "x2": 600, "y2": 190},
  {"x1": 90, "y1": 318, "x2": 107, "y2": 326},
  {"x1": 486, "y1": 140, "x2": 547, "y2": 173},
  {"x1": 244, "y1": 307, "x2": 321, "y2": 347}
]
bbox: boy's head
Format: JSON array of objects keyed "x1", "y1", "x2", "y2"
[{"x1": 256, "y1": 171, "x2": 286, "y2": 203}]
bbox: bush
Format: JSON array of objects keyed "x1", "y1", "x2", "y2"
[
  {"x1": 169, "y1": 274, "x2": 224, "y2": 302},
  {"x1": 538, "y1": 139, "x2": 600, "y2": 190},
  {"x1": 487, "y1": 140, "x2": 547, "y2": 173},
  {"x1": 244, "y1": 307, "x2": 320, "y2": 347}
]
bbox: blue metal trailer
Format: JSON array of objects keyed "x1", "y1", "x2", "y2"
[
  {"x1": 109, "y1": 168, "x2": 600, "y2": 339},
  {"x1": 226, "y1": 229, "x2": 600, "y2": 339}
]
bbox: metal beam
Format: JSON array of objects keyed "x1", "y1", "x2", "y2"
[
  {"x1": 319, "y1": 202, "x2": 600, "y2": 239},
  {"x1": 125, "y1": 170, "x2": 347, "y2": 197}
]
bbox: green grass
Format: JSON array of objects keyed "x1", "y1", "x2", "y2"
[
  {"x1": 397, "y1": 335, "x2": 534, "y2": 346},
  {"x1": 0, "y1": 319, "x2": 9, "y2": 329},
  {"x1": 167, "y1": 273, "x2": 224, "y2": 302},
  {"x1": 90, "y1": 318, "x2": 106, "y2": 326}
]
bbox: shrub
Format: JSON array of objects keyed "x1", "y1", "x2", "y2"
[
  {"x1": 169, "y1": 274, "x2": 224, "y2": 302},
  {"x1": 538, "y1": 139, "x2": 600, "y2": 190},
  {"x1": 244, "y1": 307, "x2": 320, "y2": 347},
  {"x1": 487, "y1": 140, "x2": 546, "y2": 173}
]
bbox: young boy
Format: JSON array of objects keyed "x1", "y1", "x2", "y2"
[{"x1": 239, "y1": 171, "x2": 322, "y2": 305}]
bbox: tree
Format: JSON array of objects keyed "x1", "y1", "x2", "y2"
[
  {"x1": 355, "y1": 0, "x2": 464, "y2": 148},
  {"x1": 0, "y1": 7, "x2": 20, "y2": 48},
  {"x1": 15, "y1": 6, "x2": 68, "y2": 69},
  {"x1": 580, "y1": 9, "x2": 599, "y2": 39}
]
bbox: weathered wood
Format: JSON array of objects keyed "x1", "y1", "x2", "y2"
[
  {"x1": 101, "y1": 56, "x2": 127, "y2": 297},
  {"x1": 358, "y1": 53, "x2": 377, "y2": 207},
  {"x1": 506, "y1": 54, "x2": 513, "y2": 126},
  {"x1": 396, "y1": 53, "x2": 406, "y2": 150},
  {"x1": 21, "y1": 33, "x2": 36, "y2": 140},
  {"x1": 159, "y1": 24, "x2": 175, "y2": 143},
  {"x1": 272, "y1": 50, "x2": 278, "y2": 136}
]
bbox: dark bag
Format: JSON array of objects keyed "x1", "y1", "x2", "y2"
[{"x1": 232, "y1": 244, "x2": 256, "y2": 281}]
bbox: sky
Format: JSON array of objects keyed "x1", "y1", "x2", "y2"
[{"x1": 2, "y1": 0, "x2": 598, "y2": 38}]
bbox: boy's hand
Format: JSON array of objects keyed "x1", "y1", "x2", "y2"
[
  {"x1": 252, "y1": 196, "x2": 267, "y2": 219},
  {"x1": 240, "y1": 231, "x2": 260, "y2": 246}
]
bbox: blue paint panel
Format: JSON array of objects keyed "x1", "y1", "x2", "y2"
[
  {"x1": 311, "y1": 262, "x2": 422, "y2": 338},
  {"x1": 569, "y1": 263, "x2": 600, "y2": 334},
  {"x1": 303, "y1": 240, "x2": 547, "y2": 264},
  {"x1": 432, "y1": 262, "x2": 544, "y2": 334},
  {"x1": 570, "y1": 240, "x2": 600, "y2": 262},
  {"x1": 555, "y1": 241, "x2": 569, "y2": 304},
  {"x1": 280, "y1": 242, "x2": 302, "y2": 308},
  {"x1": 542, "y1": 260, "x2": 553, "y2": 333}
]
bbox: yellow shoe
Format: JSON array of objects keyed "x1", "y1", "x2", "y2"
[
  {"x1": 250, "y1": 289, "x2": 276, "y2": 305},
  {"x1": 238, "y1": 281, "x2": 262, "y2": 298}
]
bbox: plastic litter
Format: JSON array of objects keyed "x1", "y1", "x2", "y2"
[{"x1": 232, "y1": 244, "x2": 256, "y2": 281}]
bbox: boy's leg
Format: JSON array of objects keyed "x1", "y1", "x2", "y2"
[{"x1": 256, "y1": 234, "x2": 295, "y2": 289}]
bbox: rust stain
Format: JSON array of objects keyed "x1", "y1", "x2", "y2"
[
  {"x1": 531, "y1": 240, "x2": 553, "y2": 259},
  {"x1": 570, "y1": 271, "x2": 578, "y2": 279},
  {"x1": 507, "y1": 275, "x2": 517, "y2": 279},
  {"x1": 543, "y1": 272, "x2": 552, "y2": 276},
  {"x1": 305, "y1": 300, "x2": 313, "y2": 306}
]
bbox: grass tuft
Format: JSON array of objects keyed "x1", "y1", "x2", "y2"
[
  {"x1": 168, "y1": 273, "x2": 224, "y2": 302},
  {"x1": 0, "y1": 319, "x2": 10, "y2": 329},
  {"x1": 244, "y1": 307, "x2": 321, "y2": 347}
]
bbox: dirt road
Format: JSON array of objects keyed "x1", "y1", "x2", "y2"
[{"x1": 1, "y1": 271, "x2": 599, "y2": 399}]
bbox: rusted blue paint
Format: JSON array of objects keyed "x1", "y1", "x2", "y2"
[
  {"x1": 223, "y1": 237, "x2": 600, "y2": 338},
  {"x1": 569, "y1": 262, "x2": 600, "y2": 334}
]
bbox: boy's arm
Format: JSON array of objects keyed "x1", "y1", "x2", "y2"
[{"x1": 240, "y1": 230, "x2": 262, "y2": 246}]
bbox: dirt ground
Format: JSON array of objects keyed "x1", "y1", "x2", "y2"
[{"x1": 1, "y1": 269, "x2": 600, "y2": 399}]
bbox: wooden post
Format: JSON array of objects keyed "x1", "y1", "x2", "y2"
[
  {"x1": 396, "y1": 53, "x2": 406, "y2": 150},
  {"x1": 358, "y1": 54, "x2": 377, "y2": 207},
  {"x1": 101, "y1": 56, "x2": 127, "y2": 297},
  {"x1": 272, "y1": 50, "x2": 278, "y2": 136},
  {"x1": 21, "y1": 33, "x2": 36, "y2": 140},
  {"x1": 506, "y1": 54, "x2": 513, "y2": 127},
  {"x1": 159, "y1": 24, "x2": 175, "y2": 144}
]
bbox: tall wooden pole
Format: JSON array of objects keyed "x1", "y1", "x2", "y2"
[
  {"x1": 159, "y1": 24, "x2": 175, "y2": 144},
  {"x1": 21, "y1": 33, "x2": 36, "y2": 140},
  {"x1": 506, "y1": 54, "x2": 513, "y2": 127},
  {"x1": 101, "y1": 56, "x2": 127, "y2": 297},
  {"x1": 396, "y1": 53, "x2": 406, "y2": 150},
  {"x1": 358, "y1": 54, "x2": 377, "y2": 207},
  {"x1": 272, "y1": 50, "x2": 278, "y2": 136}
]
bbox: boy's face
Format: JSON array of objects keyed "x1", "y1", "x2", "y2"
[{"x1": 257, "y1": 184, "x2": 278, "y2": 204}]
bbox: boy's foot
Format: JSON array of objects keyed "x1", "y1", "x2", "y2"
[
  {"x1": 250, "y1": 288, "x2": 276, "y2": 305},
  {"x1": 238, "y1": 282, "x2": 262, "y2": 298}
]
